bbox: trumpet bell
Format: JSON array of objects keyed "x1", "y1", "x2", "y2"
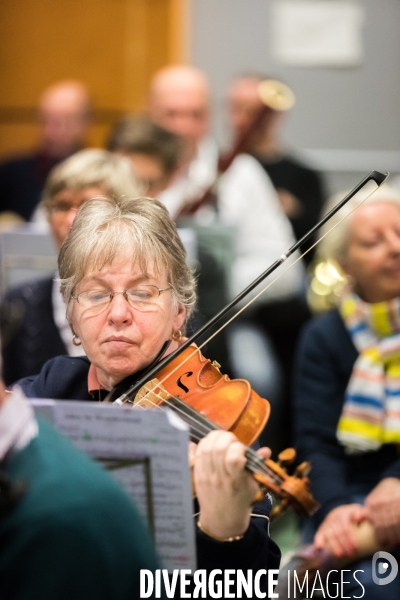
[{"x1": 258, "y1": 79, "x2": 295, "y2": 111}]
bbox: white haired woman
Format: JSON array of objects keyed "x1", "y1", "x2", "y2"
[
  {"x1": 16, "y1": 196, "x2": 280, "y2": 588},
  {"x1": 294, "y1": 185, "x2": 400, "y2": 599},
  {"x1": 1, "y1": 149, "x2": 140, "y2": 385}
]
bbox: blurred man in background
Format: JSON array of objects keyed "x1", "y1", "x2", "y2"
[
  {"x1": 0, "y1": 80, "x2": 92, "y2": 221},
  {"x1": 148, "y1": 64, "x2": 308, "y2": 453},
  {"x1": 147, "y1": 64, "x2": 302, "y2": 305},
  {"x1": 227, "y1": 74, "x2": 325, "y2": 263},
  {"x1": 148, "y1": 65, "x2": 215, "y2": 216}
]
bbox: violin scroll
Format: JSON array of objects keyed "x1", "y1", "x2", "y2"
[{"x1": 253, "y1": 448, "x2": 319, "y2": 520}]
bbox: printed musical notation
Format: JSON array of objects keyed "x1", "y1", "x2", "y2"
[{"x1": 31, "y1": 400, "x2": 196, "y2": 571}]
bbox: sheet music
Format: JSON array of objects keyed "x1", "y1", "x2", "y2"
[{"x1": 31, "y1": 400, "x2": 196, "y2": 571}]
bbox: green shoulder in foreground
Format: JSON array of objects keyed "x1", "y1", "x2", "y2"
[{"x1": 0, "y1": 417, "x2": 160, "y2": 600}]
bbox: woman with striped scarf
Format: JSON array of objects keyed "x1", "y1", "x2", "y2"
[{"x1": 294, "y1": 185, "x2": 400, "y2": 599}]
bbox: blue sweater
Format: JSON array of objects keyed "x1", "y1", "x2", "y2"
[{"x1": 294, "y1": 309, "x2": 400, "y2": 526}]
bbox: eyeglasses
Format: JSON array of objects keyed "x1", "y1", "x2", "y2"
[{"x1": 71, "y1": 284, "x2": 173, "y2": 314}]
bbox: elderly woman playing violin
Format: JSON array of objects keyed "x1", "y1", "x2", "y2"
[
  {"x1": 17, "y1": 196, "x2": 280, "y2": 588},
  {"x1": 294, "y1": 186, "x2": 400, "y2": 599}
]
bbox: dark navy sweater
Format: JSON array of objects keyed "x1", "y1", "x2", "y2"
[{"x1": 294, "y1": 309, "x2": 400, "y2": 526}]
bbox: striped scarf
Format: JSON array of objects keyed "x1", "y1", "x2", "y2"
[{"x1": 337, "y1": 293, "x2": 400, "y2": 452}]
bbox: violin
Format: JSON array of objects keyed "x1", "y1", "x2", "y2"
[
  {"x1": 130, "y1": 344, "x2": 319, "y2": 519},
  {"x1": 105, "y1": 341, "x2": 318, "y2": 518},
  {"x1": 104, "y1": 170, "x2": 388, "y2": 519}
]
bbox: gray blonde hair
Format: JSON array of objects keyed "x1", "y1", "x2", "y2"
[
  {"x1": 318, "y1": 183, "x2": 400, "y2": 264},
  {"x1": 58, "y1": 196, "x2": 196, "y2": 322},
  {"x1": 42, "y1": 149, "x2": 140, "y2": 215}
]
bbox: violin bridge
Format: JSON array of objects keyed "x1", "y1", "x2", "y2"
[{"x1": 134, "y1": 378, "x2": 170, "y2": 407}]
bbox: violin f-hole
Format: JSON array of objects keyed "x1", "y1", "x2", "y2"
[{"x1": 176, "y1": 372, "x2": 193, "y2": 394}]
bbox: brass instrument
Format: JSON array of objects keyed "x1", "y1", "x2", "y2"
[{"x1": 307, "y1": 256, "x2": 347, "y2": 313}]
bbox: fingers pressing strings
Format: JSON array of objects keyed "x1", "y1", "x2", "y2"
[{"x1": 133, "y1": 383, "x2": 283, "y2": 487}]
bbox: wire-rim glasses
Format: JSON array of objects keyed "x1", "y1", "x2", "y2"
[{"x1": 71, "y1": 284, "x2": 173, "y2": 314}]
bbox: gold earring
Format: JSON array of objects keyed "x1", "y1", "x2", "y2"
[
  {"x1": 172, "y1": 329, "x2": 182, "y2": 342},
  {"x1": 72, "y1": 334, "x2": 82, "y2": 347}
]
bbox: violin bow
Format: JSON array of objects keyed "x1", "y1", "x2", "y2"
[{"x1": 105, "y1": 169, "x2": 388, "y2": 405}]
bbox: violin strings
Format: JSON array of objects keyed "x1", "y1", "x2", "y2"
[
  {"x1": 132, "y1": 383, "x2": 283, "y2": 486},
  {"x1": 132, "y1": 381, "x2": 282, "y2": 483}
]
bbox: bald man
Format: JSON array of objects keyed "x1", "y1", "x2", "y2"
[
  {"x1": 148, "y1": 65, "x2": 303, "y2": 303},
  {"x1": 149, "y1": 65, "x2": 210, "y2": 166},
  {"x1": 149, "y1": 66, "x2": 311, "y2": 453},
  {"x1": 0, "y1": 80, "x2": 92, "y2": 220},
  {"x1": 148, "y1": 65, "x2": 217, "y2": 216}
]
